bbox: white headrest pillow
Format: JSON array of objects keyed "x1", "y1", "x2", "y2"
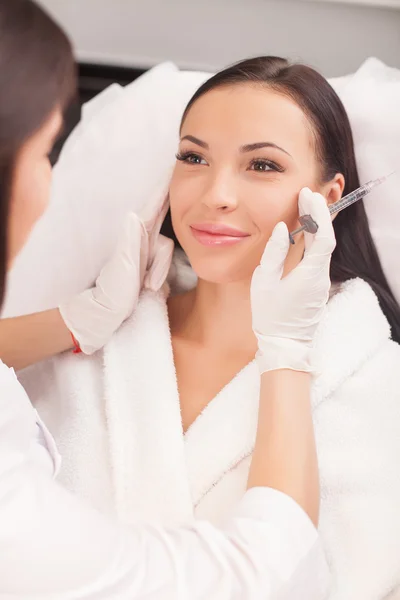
[{"x1": 338, "y1": 58, "x2": 400, "y2": 304}]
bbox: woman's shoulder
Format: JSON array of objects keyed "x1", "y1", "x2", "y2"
[
  {"x1": 326, "y1": 277, "x2": 391, "y2": 340},
  {"x1": 331, "y1": 277, "x2": 400, "y2": 350},
  {"x1": 312, "y1": 278, "x2": 396, "y2": 402},
  {"x1": 316, "y1": 286, "x2": 400, "y2": 480},
  {"x1": 316, "y1": 277, "x2": 400, "y2": 403}
]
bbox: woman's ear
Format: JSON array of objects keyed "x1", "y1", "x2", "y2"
[{"x1": 322, "y1": 173, "x2": 345, "y2": 207}]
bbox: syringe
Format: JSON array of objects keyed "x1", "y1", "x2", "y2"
[{"x1": 288, "y1": 172, "x2": 395, "y2": 244}]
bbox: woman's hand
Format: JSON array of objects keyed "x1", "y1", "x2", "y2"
[
  {"x1": 59, "y1": 210, "x2": 174, "y2": 354},
  {"x1": 251, "y1": 187, "x2": 336, "y2": 374}
]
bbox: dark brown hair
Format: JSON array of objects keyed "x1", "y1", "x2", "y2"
[
  {"x1": 0, "y1": 0, "x2": 76, "y2": 307},
  {"x1": 174, "y1": 56, "x2": 400, "y2": 343}
]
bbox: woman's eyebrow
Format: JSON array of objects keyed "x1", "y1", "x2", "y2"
[
  {"x1": 240, "y1": 142, "x2": 292, "y2": 157},
  {"x1": 180, "y1": 136, "x2": 292, "y2": 159},
  {"x1": 180, "y1": 135, "x2": 208, "y2": 148}
]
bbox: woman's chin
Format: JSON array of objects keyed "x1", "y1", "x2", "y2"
[{"x1": 189, "y1": 255, "x2": 253, "y2": 285}]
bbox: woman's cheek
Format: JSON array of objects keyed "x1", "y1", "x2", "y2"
[
  {"x1": 249, "y1": 190, "x2": 299, "y2": 240},
  {"x1": 37, "y1": 159, "x2": 52, "y2": 217},
  {"x1": 251, "y1": 189, "x2": 304, "y2": 276}
]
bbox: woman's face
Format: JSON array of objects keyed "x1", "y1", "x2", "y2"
[
  {"x1": 169, "y1": 84, "x2": 331, "y2": 283},
  {"x1": 7, "y1": 108, "x2": 62, "y2": 267}
]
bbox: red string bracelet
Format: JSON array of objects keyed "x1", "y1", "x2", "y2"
[{"x1": 70, "y1": 332, "x2": 82, "y2": 354}]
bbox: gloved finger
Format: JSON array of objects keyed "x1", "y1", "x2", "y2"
[
  {"x1": 144, "y1": 235, "x2": 174, "y2": 292},
  {"x1": 89, "y1": 214, "x2": 146, "y2": 313},
  {"x1": 255, "y1": 221, "x2": 290, "y2": 285},
  {"x1": 140, "y1": 173, "x2": 170, "y2": 228},
  {"x1": 117, "y1": 212, "x2": 147, "y2": 261},
  {"x1": 153, "y1": 195, "x2": 170, "y2": 233},
  {"x1": 120, "y1": 213, "x2": 149, "y2": 281},
  {"x1": 145, "y1": 195, "x2": 170, "y2": 267},
  {"x1": 299, "y1": 188, "x2": 336, "y2": 258},
  {"x1": 145, "y1": 194, "x2": 170, "y2": 237}
]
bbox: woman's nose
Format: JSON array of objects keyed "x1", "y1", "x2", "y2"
[{"x1": 201, "y1": 170, "x2": 238, "y2": 212}]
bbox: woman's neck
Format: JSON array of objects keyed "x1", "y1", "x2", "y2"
[{"x1": 169, "y1": 277, "x2": 257, "y2": 357}]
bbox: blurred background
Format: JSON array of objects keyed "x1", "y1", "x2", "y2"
[{"x1": 36, "y1": 0, "x2": 400, "y2": 160}]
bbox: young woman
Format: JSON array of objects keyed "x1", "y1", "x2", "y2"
[
  {"x1": 0, "y1": 2, "x2": 331, "y2": 598},
  {"x1": 21, "y1": 56, "x2": 400, "y2": 599}
]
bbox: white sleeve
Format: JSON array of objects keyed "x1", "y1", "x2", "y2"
[
  {"x1": 0, "y1": 367, "x2": 329, "y2": 600},
  {"x1": 0, "y1": 469, "x2": 329, "y2": 600}
]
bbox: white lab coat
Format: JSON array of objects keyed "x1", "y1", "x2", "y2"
[
  {"x1": 0, "y1": 364, "x2": 328, "y2": 599},
  {"x1": 21, "y1": 260, "x2": 400, "y2": 600}
]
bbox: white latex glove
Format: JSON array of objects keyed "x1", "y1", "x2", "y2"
[
  {"x1": 59, "y1": 210, "x2": 174, "y2": 354},
  {"x1": 251, "y1": 188, "x2": 336, "y2": 374}
]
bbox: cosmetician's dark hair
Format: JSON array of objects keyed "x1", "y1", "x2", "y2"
[
  {"x1": 0, "y1": 0, "x2": 76, "y2": 308},
  {"x1": 178, "y1": 56, "x2": 400, "y2": 343}
]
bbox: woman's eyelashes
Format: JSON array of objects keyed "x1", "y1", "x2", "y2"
[
  {"x1": 176, "y1": 151, "x2": 284, "y2": 173},
  {"x1": 248, "y1": 158, "x2": 285, "y2": 173},
  {"x1": 176, "y1": 151, "x2": 208, "y2": 165}
]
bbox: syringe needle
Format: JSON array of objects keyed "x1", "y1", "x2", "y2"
[{"x1": 288, "y1": 172, "x2": 395, "y2": 244}]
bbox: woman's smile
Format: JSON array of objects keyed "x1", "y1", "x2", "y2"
[{"x1": 190, "y1": 222, "x2": 250, "y2": 247}]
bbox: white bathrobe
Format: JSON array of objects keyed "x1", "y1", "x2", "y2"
[{"x1": 21, "y1": 266, "x2": 400, "y2": 600}]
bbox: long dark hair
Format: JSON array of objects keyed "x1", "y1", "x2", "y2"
[
  {"x1": 0, "y1": 0, "x2": 76, "y2": 307},
  {"x1": 175, "y1": 56, "x2": 400, "y2": 343}
]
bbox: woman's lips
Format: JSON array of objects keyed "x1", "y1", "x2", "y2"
[{"x1": 190, "y1": 223, "x2": 250, "y2": 247}]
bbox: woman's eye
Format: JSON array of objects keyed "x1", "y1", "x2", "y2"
[
  {"x1": 249, "y1": 159, "x2": 283, "y2": 173},
  {"x1": 176, "y1": 152, "x2": 207, "y2": 165}
]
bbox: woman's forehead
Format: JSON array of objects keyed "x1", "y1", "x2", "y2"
[{"x1": 181, "y1": 85, "x2": 313, "y2": 156}]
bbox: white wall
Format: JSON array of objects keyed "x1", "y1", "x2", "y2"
[
  {"x1": 314, "y1": 0, "x2": 400, "y2": 6},
  {"x1": 37, "y1": 0, "x2": 400, "y2": 77}
]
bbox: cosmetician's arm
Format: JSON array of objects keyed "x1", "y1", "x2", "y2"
[
  {"x1": 248, "y1": 189, "x2": 335, "y2": 529},
  {"x1": 0, "y1": 363, "x2": 327, "y2": 600},
  {"x1": 0, "y1": 309, "x2": 73, "y2": 371}
]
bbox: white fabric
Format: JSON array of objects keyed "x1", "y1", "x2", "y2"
[
  {"x1": 0, "y1": 360, "x2": 328, "y2": 600},
  {"x1": 252, "y1": 190, "x2": 335, "y2": 374},
  {"x1": 20, "y1": 266, "x2": 400, "y2": 600},
  {"x1": 3, "y1": 57, "x2": 400, "y2": 317},
  {"x1": 336, "y1": 57, "x2": 400, "y2": 305}
]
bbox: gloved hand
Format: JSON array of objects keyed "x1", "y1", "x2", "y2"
[
  {"x1": 251, "y1": 188, "x2": 336, "y2": 374},
  {"x1": 59, "y1": 210, "x2": 174, "y2": 354}
]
